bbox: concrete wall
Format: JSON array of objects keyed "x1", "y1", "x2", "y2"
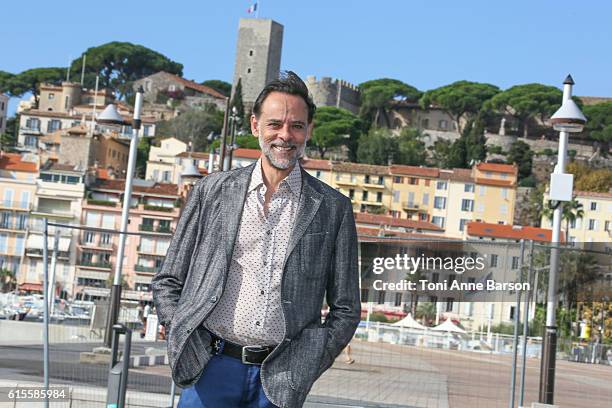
[
  {"x1": 306, "y1": 76, "x2": 361, "y2": 115},
  {"x1": 0, "y1": 320, "x2": 93, "y2": 345}
]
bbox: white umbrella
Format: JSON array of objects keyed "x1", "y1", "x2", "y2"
[
  {"x1": 392, "y1": 313, "x2": 426, "y2": 330},
  {"x1": 431, "y1": 318, "x2": 466, "y2": 334}
]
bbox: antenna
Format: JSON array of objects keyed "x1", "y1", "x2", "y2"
[{"x1": 80, "y1": 54, "x2": 87, "y2": 86}]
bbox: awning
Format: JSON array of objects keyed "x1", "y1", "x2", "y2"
[
  {"x1": 19, "y1": 283, "x2": 43, "y2": 292},
  {"x1": 27, "y1": 235, "x2": 71, "y2": 252}
]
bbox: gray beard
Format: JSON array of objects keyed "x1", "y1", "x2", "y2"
[{"x1": 258, "y1": 132, "x2": 305, "y2": 170}]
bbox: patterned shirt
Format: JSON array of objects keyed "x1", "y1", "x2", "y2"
[{"x1": 205, "y1": 159, "x2": 302, "y2": 346}]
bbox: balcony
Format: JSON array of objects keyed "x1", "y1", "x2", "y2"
[
  {"x1": 138, "y1": 224, "x2": 173, "y2": 234},
  {"x1": 85, "y1": 199, "x2": 119, "y2": 208},
  {"x1": 26, "y1": 248, "x2": 70, "y2": 259},
  {"x1": 143, "y1": 204, "x2": 174, "y2": 213},
  {"x1": 137, "y1": 245, "x2": 167, "y2": 256},
  {"x1": 360, "y1": 200, "x2": 384, "y2": 206},
  {"x1": 363, "y1": 182, "x2": 386, "y2": 189},
  {"x1": 335, "y1": 179, "x2": 357, "y2": 187},
  {"x1": 80, "y1": 241, "x2": 114, "y2": 251},
  {"x1": 0, "y1": 201, "x2": 31, "y2": 211},
  {"x1": 134, "y1": 264, "x2": 161, "y2": 274},
  {"x1": 20, "y1": 126, "x2": 42, "y2": 135},
  {"x1": 402, "y1": 202, "x2": 424, "y2": 211},
  {"x1": 78, "y1": 260, "x2": 112, "y2": 270},
  {"x1": 31, "y1": 206, "x2": 75, "y2": 219}
]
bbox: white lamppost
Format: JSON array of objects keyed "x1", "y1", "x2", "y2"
[
  {"x1": 96, "y1": 87, "x2": 145, "y2": 348},
  {"x1": 539, "y1": 75, "x2": 586, "y2": 404}
]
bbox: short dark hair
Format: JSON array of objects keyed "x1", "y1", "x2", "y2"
[{"x1": 252, "y1": 71, "x2": 316, "y2": 123}]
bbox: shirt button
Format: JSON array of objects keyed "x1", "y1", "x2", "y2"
[
  {"x1": 210, "y1": 295, "x2": 218, "y2": 303},
  {"x1": 256, "y1": 321, "x2": 261, "y2": 326},
  {"x1": 263, "y1": 261, "x2": 267, "y2": 266},
  {"x1": 260, "y1": 290, "x2": 264, "y2": 295},
  {"x1": 266, "y1": 231, "x2": 271, "y2": 235}
]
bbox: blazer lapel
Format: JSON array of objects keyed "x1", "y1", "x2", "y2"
[
  {"x1": 286, "y1": 169, "x2": 323, "y2": 259},
  {"x1": 221, "y1": 165, "x2": 254, "y2": 266}
]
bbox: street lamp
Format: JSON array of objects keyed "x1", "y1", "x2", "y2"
[
  {"x1": 97, "y1": 87, "x2": 145, "y2": 348},
  {"x1": 539, "y1": 75, "x2": 586, "y2": 405},
  {"x1": 223, "y1": 106, "x2": 242, "y2": 171}
]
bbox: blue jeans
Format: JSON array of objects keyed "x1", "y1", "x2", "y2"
[{"x1": 177, "y1": 354, "x2": 277, "y2": 408}]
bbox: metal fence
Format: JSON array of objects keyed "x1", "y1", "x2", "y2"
[{"x1": 0, "y1": 221, "x2": 610, "y2": 408}]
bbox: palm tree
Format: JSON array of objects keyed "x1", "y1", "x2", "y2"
[
  {"x1": 542, "y1": 198, "x2": 584, "y2": 242},
  {"x1": 0, "y1": 269, "x2": 16, "y2": 293}
]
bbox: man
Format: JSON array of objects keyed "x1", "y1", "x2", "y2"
[{"x1": 152, "y1": 71, "x2": 360, "y2": 408}]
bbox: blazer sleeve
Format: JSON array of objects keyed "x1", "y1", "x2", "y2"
[
  {"x1": 318, "y1": 199, "x2": 361, "y2": 376},
  {"x1": 151, "y1": 179, "x2": 205, "y2": 329}
]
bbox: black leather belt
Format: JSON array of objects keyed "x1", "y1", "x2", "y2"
[{"x1": 209, "y1": 332, "x2": 276, "y2": 365}]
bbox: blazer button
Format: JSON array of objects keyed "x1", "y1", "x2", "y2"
[{"x1": 210, "y1": 295, "x2": 218, "y2": 303}]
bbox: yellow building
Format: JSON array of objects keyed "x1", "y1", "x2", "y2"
[
  {"x1": 0, "y1": 153, "x2": 38, "y2": 285},
  {"x1": 301, "y1": 158, "x2": 332, "y2": 185},
  {"x1": 472, "y1": 163, "x2": 518, "y2": 227},
  {"x1": 542, "y1": 190, "x2": 612, "y2": 243},
  {"x1": 388, "y1": 165, "x2": 438, "y2": 222},
  {"x1": 330, "y1": 163, "x2": 393, "y2": 213}
]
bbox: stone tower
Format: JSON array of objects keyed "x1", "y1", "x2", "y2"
[{"x1": 231, "y1": 18, "x2": 284, "y2": 111}]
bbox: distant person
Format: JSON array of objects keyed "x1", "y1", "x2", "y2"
[{"x1": 153, "y1": 71, "x2": 360, "y2": 408}]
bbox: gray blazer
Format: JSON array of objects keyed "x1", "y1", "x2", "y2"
[{"x1": 151, "y1": 163, "x2": 361, "y2": 408}]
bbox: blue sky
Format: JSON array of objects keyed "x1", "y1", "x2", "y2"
[{"x1": 2, "y1": 0, "x2": 611, "y2": 115}]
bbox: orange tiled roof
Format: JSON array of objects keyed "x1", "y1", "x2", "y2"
[
  {"x1": 476, "y1": 162, "x2": 518, "y2": 174},
  {"x1": 475, "y1": 178, "x2": 515, "y2": 187},
  {"x1": 574, "y1": 191, "x2": 612, "y2": 199},
  {"x1": 0, "y1": 153, "x2": 38, "y2": 172},
  {"x1": 332, "y1": 162, "x2": 389, "y2": 176},
  {"x1": 354, "y1": 212, "x2": 444, "y2": 231},
  {"x1": 93, "y1": 179, "x2": 179, "y2": 196},
  {"x1": 233, "y1": 148, "x2": 261, "y2": 160},
  {"x1": 356, "y1": 226, "x2": 455, "y2": 241},
  {"x1": 300, "y1": 158, "x2": 331, "y2": 171},
  {"x1": 467, "y1": 222, "x2": 554, "y2": 242},
  {"x1": 161, "y1": 72, "x2": 227, "y2": 100},
  {"x1": 390, "y1": 165, "x2": 439, "y2": 178},
  {"x1": 439, "y1": 168, "x2": 473, "y2": 183}
]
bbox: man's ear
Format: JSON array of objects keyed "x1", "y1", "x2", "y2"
[{"x1": 250, "y1": 114, "x2": 259, "y2": 137}]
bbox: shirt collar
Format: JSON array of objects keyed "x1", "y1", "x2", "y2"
[{"x1": 248, "y1": 158, "x2": 302, "y2": 196}]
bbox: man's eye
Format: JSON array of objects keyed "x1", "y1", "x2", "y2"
[{"x1": 293, "y1": 124, "x2": 304, "y2": 129}]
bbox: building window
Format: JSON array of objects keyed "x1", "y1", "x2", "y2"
[
  {"x1": 431, "y1": 216, "x2": 445, "y2": 228},
  {"x1": 590, "y1": 202, "x2": 597, "y2": 211},
  {"x1": 464, "y1": 183, "x2": 475, "y2": 193},
  {"x1": 436, "y1": 181, "x2": 447, "y2": 190},
  {"x1": 588, "y1": 219, "x2": 597, "y2": 231},
  {"x1": 349, "y1": 189, "x2": 355, "y2": 199},
  {"x1": 377, "y1": 291, "x2": 386, "y2": 304},
  {"x1": 439, "y1": 120, "x2": 448, "y2": 130},
  {"x1": 409, "y1": 177, "x2": 418, "y2": 185},
  {"x1": 360, "y1": 288, "x2": 369, "y2": 302},
  {"x1": 249, "y1": 50, "x2": 254, "y2": 56},
  {"x1": 247, "y1": 68, "x2": 252, "y2": 73},
  {"x1": 445, "y1": 298, "x2": 454, "y2": 312},
  {"x1": 364, "y1": 175, "x2": 370, "y2": 184},
  {"x1": 376, "y1": 192, "x2": 383, "y2": 202},
  {"x1": 461, "y1": 199, "x2": 474, "y2": 212},
  {"x1": 377, "y1": 176, "x2": 384, "y2": 185},
  {"x1": 421, "y1": 118, "x2": 429, "y2": 128},
  {"x1": 393, "y1": 191, "x2": 399, "y2": 203},
  {"x1": 459, "y1": 219, "x2": 469, "y2": 232},
  {"x1": 434, "y1": 196, "x2": 446, "y2": 209},
  {"x1": 84, "y1": 232, "x2": 95, "y2": 244},
  {"x1": 24, "y1": 136, "x2": 38, "y2": 147},
  {"x1": 143, "y1": 125, "x2": 152, "y2": 137},
  {"x1": 500, "y1": 204, "x2": 508, "y2": 215},
  {"x1": 511, "y1": 256, "x2": 520, "y2": 270},
  {"x1": 605, "y1": 221, "x2": 610, "y2": 232},
  {"x1": 479, "y1": 186, "x2": 486, "y2": 196},
  {"x1": 432, "y1": 273, "x2": 439, "y2": 283},
  {"x1": 26, "y1": 118, "x2": 41, "y2": 130},
  {"x1": 47, "y1": 120, "x2": 62, "y2": 132},
  {"x1": 422, "y1": 193, "x2": 429, "y2": 206},
  {"x1": 502, "y1": 188, "x2": 508, "y2": 199},
  {"x1": 362, "y1": 191, "x2": 368, "y2": 201},
  {"x1": 490, "y1": 254, "x2": 498, "y2": 268},
  {"x1": 315, "y1": 170, "x2": 321, "y2": 179},
  {"x1": 393, "y1": 176, "x2": 403, "y2": 183},
  {"x1": 48, "y1": 93, "x2": 55, "y2": 100},
  {"x1": 394, "y1": 293, "x2": 402, "y2": 307}
]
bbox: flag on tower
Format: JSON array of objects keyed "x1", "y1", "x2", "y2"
[{"x1": 247, "y1": 2, "x2": 258, "y2": 13}]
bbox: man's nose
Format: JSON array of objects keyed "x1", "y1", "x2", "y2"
[{"x1": 276, "y1": 123, "x2": 292, "y2": 141}]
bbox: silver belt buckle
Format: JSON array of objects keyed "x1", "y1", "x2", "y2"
[{"x1": 242, "y1": 345, "x2": 267, "y2": 365}]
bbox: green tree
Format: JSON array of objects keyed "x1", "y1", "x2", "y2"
[
  {"x1": 483, "y1": 84, "x2": 563, "y2": 137},
  {"x1": 359, "y1": 78, "x2": 421, "y2": 128},
  {"x1": 506, "y1": 140, "x2": 533, "y2": 180},
  {"x1": 582, "y1": 102, "x2": 612, "y2": 154},
  {"x1": 0, "y1": 269, "x2": 16, "y2": 293},
  {"x1": 416, "y1": 302, "x2": 436, "y2": 326},
  {"x1": 211, "y1": 135, "x2": 261, "y2": 150},
  {"x1": 567, "y1": 162, "x2": 612, "y2": 193},
  {"x1": 70, "y1": 42, "x2": 183, "y2": 99},
  {"x1": 0, "y1": 116, "x2": 18, "y2": 150},
  {"x1": 6, "y1": 67, "x2": 65, "y2": 106},
  {"x1": 156, "y1": 105, "x2": 224, "y2": 151},
  {"x1": 541, "y1": 198, "x2": 584, "y2": 242},
  {"x1": 136, "y1": 136, "x2": 151, "y2": 178},
  {"x1": 0, "y1": 71, "x2": 14, "y2": 93},
  {"x1": 356, "y1": 128, "x2": 397, "y2": 165},
  {"x1": 427, "y1": 139, "x2": 453, "y2": 168},
  {"x1": 310, "y1": 106, "x2": 363, "y2": 159},
  {"x1": 230, "y1": 78, "x2": 246, "y2": 129},
  {"x1": 396, "y1": 127, "x2": 428, "y2": 166},
  {"x1": 201, "y1": 80, "x2": 231, "y2": 97},
  {"x1": 419, "y1": 80, "x2": 499, "y2": 132}
]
